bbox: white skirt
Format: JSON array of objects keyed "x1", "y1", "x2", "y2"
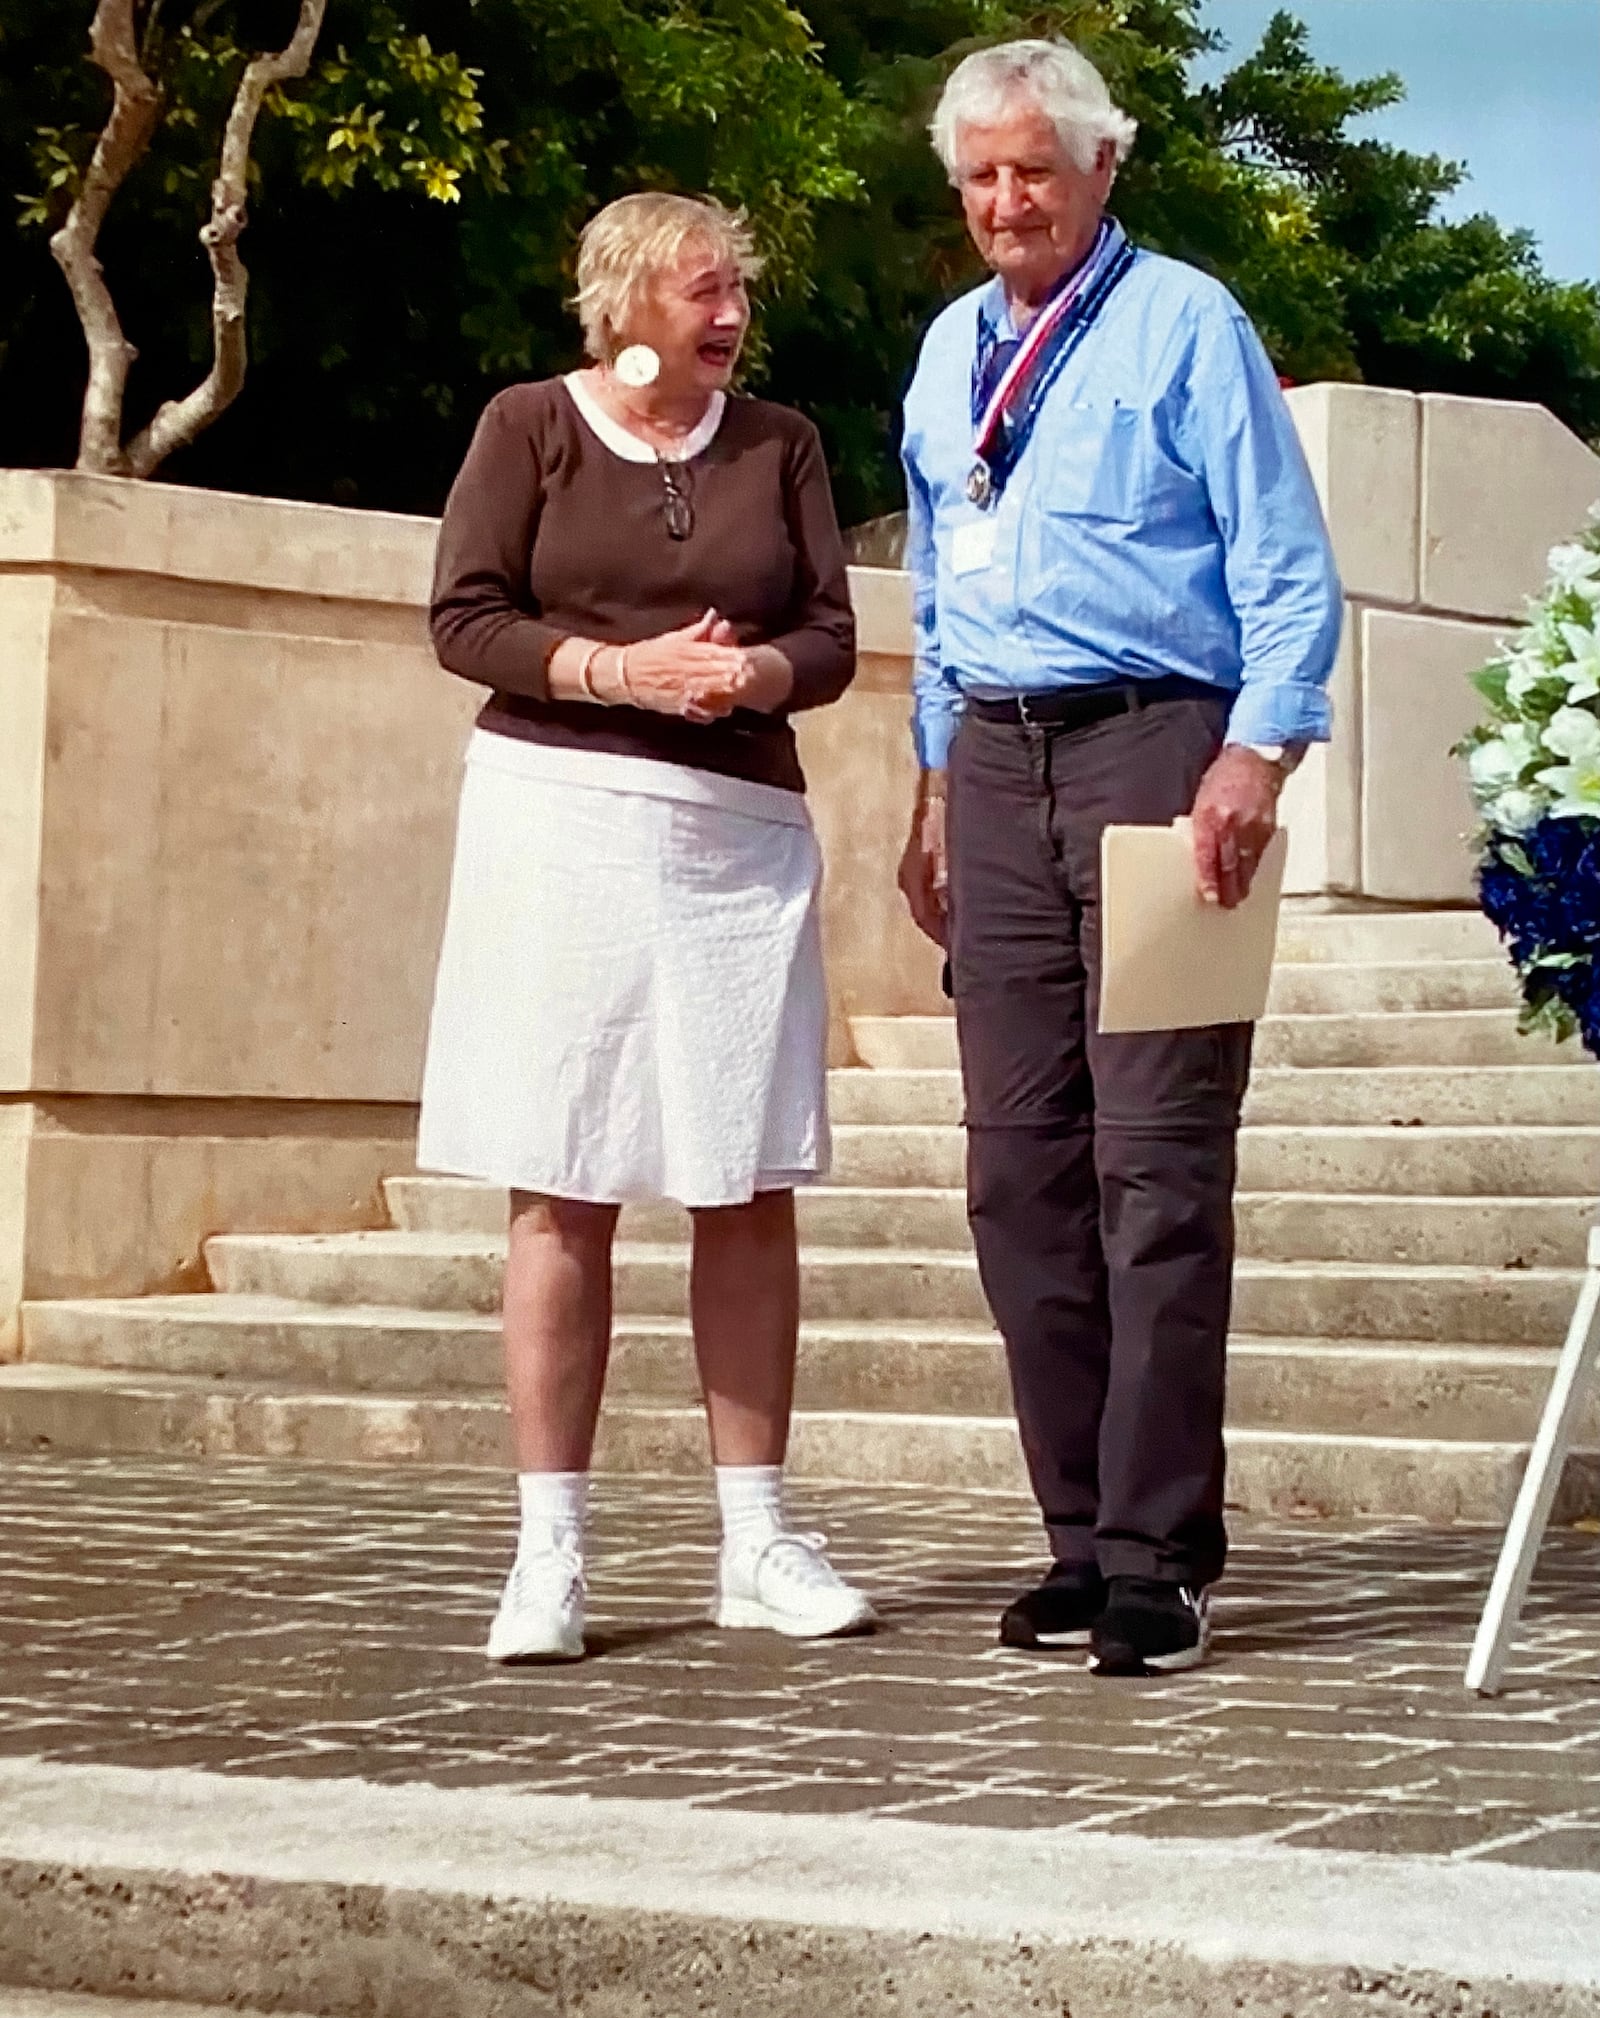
[{"x1": 416, "y1": 730, "x2": 831, "y2": 1207}]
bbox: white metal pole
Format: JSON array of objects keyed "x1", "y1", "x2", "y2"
[{"x1": 1466, "y1": 1225, "x2": 1600, "y2": 1695}]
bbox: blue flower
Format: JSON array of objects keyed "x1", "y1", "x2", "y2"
[{"x1": 1477, "y1": 814, "x2": 1600, "y2": 1058}]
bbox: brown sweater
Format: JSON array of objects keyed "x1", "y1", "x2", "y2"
[{"x1": 429, "y1": 378, "x2": 856, "y2": 793}]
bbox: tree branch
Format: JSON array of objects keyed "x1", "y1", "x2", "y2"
[
  {"x1": 49, "y1": 0, "x2": 163, "y2": 475},
  {"x1": 124, "y1": 0, "x2": 328, "y2": 478}
]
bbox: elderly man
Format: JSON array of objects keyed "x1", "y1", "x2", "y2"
[{"x1": 898, "y1": 39, "x2": 1341, "y2": 1676}]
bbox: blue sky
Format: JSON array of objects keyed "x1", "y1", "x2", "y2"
[{"x1": 1196, "y1": 0, "x2": 1600, "y2": 282}]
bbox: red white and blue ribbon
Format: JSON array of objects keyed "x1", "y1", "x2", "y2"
[{"x1": 966, "y1": 217, "x2": 1135, "y2": 506}]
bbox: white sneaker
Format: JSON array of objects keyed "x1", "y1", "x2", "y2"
[
  {"x1": 712, "y1": 1530, "x2": 878, "y2": 1640},
  {"x1": 485, "y1": 1537, "x2": 585, "y2": 1663}
]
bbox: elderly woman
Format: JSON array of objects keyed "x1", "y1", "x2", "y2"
[{"x1": 419, "y1": 191, "x2": 872, "y2": 1663}]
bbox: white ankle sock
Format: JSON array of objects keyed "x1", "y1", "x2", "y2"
[
  {"x1": 715, "y1": 1464, "x2": 785, "y2": 1553},
  {"x1": 517, "y1": 1470, "x2": 588, "y2": 1554}
]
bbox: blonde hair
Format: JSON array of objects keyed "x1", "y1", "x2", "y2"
[{"x1": 573, "y1": 192, "x2": 763, "y2": 362}]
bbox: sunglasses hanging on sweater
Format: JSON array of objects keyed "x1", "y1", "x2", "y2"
[{"x1": 659, "y1": 458, "x2": 694, "y2": 541}]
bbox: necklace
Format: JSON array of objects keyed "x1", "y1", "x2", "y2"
[{"x1": 593, "y1": 369, "x2": 708, "y2": 456}]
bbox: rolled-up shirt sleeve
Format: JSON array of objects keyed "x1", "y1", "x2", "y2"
[
  {"x1": 903, "y1": 436, "x2": 964, "y2": 770},
  {"x1": 1176, "y1": 302, "x2": 1343, "y2": 747},
  {"x1": 762, "y1": 418, "x2": 857, "y2": 711},
  {"x1": 429, "y1": 393, "x2": 568, "y2": 700}
]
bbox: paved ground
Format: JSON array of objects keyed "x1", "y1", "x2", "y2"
[{"x1": 3, "y1": 1455, "x2": 1600, "y2": 1870}]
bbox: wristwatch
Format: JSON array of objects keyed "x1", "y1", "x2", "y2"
[{"x1": 1231, "y1": 742, "x2": 1300, "y2": 786}]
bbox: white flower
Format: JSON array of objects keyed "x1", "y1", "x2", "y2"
[
  {"x1": 1547, "y1": 541, "x2": 1600, "y2": 601},
  {"x1": 1468, "y1": 722, "x2": 1540, "y2": 793},
  {"x1": 1535, "y1": 707, "x2": 1600, "y2": 815},
  {"x1": 1557, "y1": 620, "x2": 1600, "y2": 702},
  {"x1": 1506, "y1": 647, "x2": 1562, "y2": 707},
  {"x1": 1542, "y1": 704, "x2": 1600, "y2": 763},
  {"x1": 1537, "y1": 764, "x2": 1600, "y2": 818},
  {"x1": 1486, "y1": 785, "x2": 1545, "y2": 833}
]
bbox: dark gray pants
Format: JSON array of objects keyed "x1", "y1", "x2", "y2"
[{"x1": 946, "y1": 692, "x2": 1251, "y2": 1589}]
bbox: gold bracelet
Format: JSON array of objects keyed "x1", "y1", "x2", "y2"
[{"x1": 616, "y1": 644, "x2": 635, "y2": 704}]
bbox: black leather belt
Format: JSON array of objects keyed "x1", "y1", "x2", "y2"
[{"x1": 963, "y1": 674, "x2": 1217, "y2": 732}]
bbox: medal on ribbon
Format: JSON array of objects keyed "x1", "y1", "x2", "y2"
[{"x1": 966, "y1": 219, "x2": 1137, "y2": 510}]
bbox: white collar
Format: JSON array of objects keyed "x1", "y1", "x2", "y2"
[{"x1": 563, "y1": 372, "x2": 726, "y2": 464}]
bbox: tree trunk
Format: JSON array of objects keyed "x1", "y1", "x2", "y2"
[
  {"x1": 49, "y1": 0, "x2": 162, "y2": 475},
  {"x1": 123, "y1": 0, "x2": 329, "y2": 478}
]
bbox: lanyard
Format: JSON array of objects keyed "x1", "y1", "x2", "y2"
[{"x1": 966, "y1": 219, "x2": 1135, "y2": 507}]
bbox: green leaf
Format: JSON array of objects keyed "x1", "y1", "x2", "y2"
[{"x1": 1517, "y1": 993, "x2": 1582, "y2": 1045}]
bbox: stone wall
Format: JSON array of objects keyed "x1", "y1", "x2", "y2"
[
  {"x1": 3, "y1": 385, "x2": 1596, "y2": 1330},
  {"x1": 1278, "y1": 387, "x2": 1600, "y2": 901},
  {"x1": 0, "y1": 472, "x2": 469, "y2": 1349}
]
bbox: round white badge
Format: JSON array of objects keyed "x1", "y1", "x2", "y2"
[{"x1": 613, "y1": 344, "x2": 661, "y2": 388}]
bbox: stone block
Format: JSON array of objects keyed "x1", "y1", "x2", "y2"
[
  {"x1": 1360, "y1": 609, "x2": 1497, "y2": 902},
  {"x1": 1420, "y1": 393, "x2": 1600, "y2": 620},
  {"x1": 1284, "y1": 383, "x2": 1419, "y2": 606},
  {"x1": 0, "y1": 1095, "x2": 414, "y2": 1340},
  {"x1": 0, "y1": 469, "x2": 464, "y2": 1331},
  {"x1": 0, "y1": 1108, "x2": 28, "y2": 1359},
  {"x1": 26, "y1": 584, "x2": 474, "y2": 1101},
  {"x1": 0, "y1": 465, "x2": 437, "y2": 604},
  {"x1": 0, "y1": 467, "x2": 927, "y2": 1322},
  {"x1": 796, "y1": 659, "x2": 944, "y2": 1064},
  {"x1": 1279, "y1": 603, "x2": 1359, "y2": 894},
  {"x1": 0, "y1": 575, "x2": 50, "y2": 1091},
  {"x1": 844, "y1": 563, "x2": 913, "y2": 657}
]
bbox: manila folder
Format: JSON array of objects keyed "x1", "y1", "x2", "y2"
[{"x1": 1097, "y1": 818, "x2": 1287, "y2": 1035}]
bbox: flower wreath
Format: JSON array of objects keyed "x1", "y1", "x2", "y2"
[{"x1": 1458, "y1": 508, "x2": 1600, "y2": 1058}]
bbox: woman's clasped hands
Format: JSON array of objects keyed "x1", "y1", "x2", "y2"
[
  {"x1": 622, "y1": 608, "x2": 744, "y2": 721},
  {"x1": 622, "y1": 610, "x2": 793, "y2": 722},
  {"x1": 558, "y1": 610, "x2": 793, "y2": 720}
]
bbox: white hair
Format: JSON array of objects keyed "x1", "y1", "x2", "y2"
[{"x1": 930, "y1": 39, "x2": 1139, "y2": 181}]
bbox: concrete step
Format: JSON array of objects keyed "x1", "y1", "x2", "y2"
[
  {"x1": 852, "y1": 1018, "x2": 959, "y2": 1070},
  {"x1": 205, "y1": 1231, "x2": 999, "y2": 1322},
  {"x1": 23, "y1": 1295, "x2": 509, "y2": 1395},
  {"x1": 821, "y1": 1122, "x2": 1596, "y2": 1195},
  {"x1": 388, "y1": 1176, "x2": 1594, "y2": 1269},
  {"x1": 386, "y1": 1176, "x2": 976, "y2": 1248},
  {"x1": 1237, "y1": 1125, "x2": 1600, "y2": 1197},
  {"x1": 1230, "y1": 1259, "x2": 1581, "y2": 1347},
  {"x1": 1234, "y1": 1193, "x2": 1597, "y2": 1269},
  {"x1": 23, "y1": 1297, "x2": 1600, "y2": 1447},
  {"x1": 2, "y1": 1361, "x2": 1595, "y2": 1522},
  {"x1": 828, "y1": 1068, "x2": 963, "y2": 1125},
  {"x1": 387, "y1": 1064, "x2": 1600, "y2": 1154},
  {"x1": 202, "y1": 1231, "x2": 1584, "y2": 1345},
  {"x1": 834, "y1": 1063, "x2": 1600, "y2": 1132},
  {"x1": 1228, "y1": 1336, "x2": 1600, "y2": 1444},
  {"x1": 1242, "y1": 1065, "x2": 1600, "y2": 1128},
  {"x1": 1255, "y1": 1011, "x2": 1577, "y2": 1070},
  {"x1": 9, "y1": 1763, "x2": 1595, "y2": 2018},
  {"x1": 854, "y1": 1011, "x2": 1579, "y2": 1072},
  {"x1": 19, "y1": 1298, "x2": 1002, "y2": 1417},
  {"x1": 1264, "y1": 960, "x2": 1516, "y2": 1016},
  {"x1": 1271, "y1": 908, "x2": 1498, "y2": 963}
]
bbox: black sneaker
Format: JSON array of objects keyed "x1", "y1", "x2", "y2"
[
  {"x1": 1088, "y1": 1577, "x2": 1211, "y2": 1676},
  {"x1": 998, "y1": 1563, "x2": 1106, "y2": 1650}
]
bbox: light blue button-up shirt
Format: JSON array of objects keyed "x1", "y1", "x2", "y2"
[{"x1": 902, "y1": 243, "x2": 1343, "y2": 770}]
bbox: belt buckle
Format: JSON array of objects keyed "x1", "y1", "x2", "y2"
[{"x1": 1016, "y1": 691, "x2": 1043, "y2": 728}]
